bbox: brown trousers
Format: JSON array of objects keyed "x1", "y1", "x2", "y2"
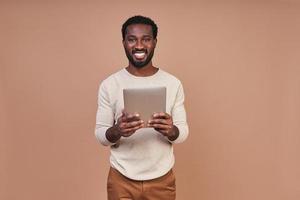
[{"x1": 107, "y1": 167, "x2": 176, "y2": 200}]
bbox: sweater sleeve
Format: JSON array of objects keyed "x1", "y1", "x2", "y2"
[
  {"x1": 169, "y1": 82, "x2": 189, "y2": 144},
  {"x1": 95, "y1": 82, "x2": 116, "y2": 146}
]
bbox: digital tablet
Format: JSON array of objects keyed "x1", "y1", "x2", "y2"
[{"x1": 123, "y1": 87, "x2": 166, "y2": 125}]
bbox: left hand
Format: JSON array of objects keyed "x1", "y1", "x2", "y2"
[{"x1": 147, "y1": 112, "x2": 177, "y2": 139}]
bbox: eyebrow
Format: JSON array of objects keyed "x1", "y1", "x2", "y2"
[{"x1": 126, "y1": 34, "x2": 152, "y2": 38}]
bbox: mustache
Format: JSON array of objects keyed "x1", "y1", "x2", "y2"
[{"x1": 132, "y1": 49, "x2": 147, "y2": 54}]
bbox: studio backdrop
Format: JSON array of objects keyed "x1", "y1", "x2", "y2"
[{"x1": 1, "y1": 1, "x2": 300, "y2": 200}]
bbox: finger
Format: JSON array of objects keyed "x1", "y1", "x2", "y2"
[
  {"x1": 154, "y1": 128, "x2": 169, "y2": 135},
  {"x1": 121, "y1": 131, "x2": 134, "y2": 137},
  {"x1": 124, "y1": 113, "x2": 141, "y2": 122},
  {"x1": 125, "y1": 123, "x2": 144, "y2": 132},
  {"x1": 120, "y1": 111, "x2": 138, "y2": 123},
  {"x1": 147, "y1": 123, "x2": 172, "y2": 130},
  {"x1": 121, "y1": 124, "x2": 144, "y2": 136},
  {"x1": 119, "y1": 109, "x2": 128, "y2": 122},
  {"x1": 120, "y1": 120, "x2": 144, "y2": 129},
  {"x1": 152, "y1": 112, "x2": 171, "y2": 119},
  {"x1": 148, "y1": 119, "x2": 169, "y2": 125},
  {"x1": 127, "y1": 120, "x2": 144, "y2": 128}
]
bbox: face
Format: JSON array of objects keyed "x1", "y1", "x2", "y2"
[{"x1": 123, "y1": 24, "x2": 157, "y2": 68}]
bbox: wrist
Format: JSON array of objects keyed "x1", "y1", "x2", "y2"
[
  {"x1": 167, "y1": 125, "x2": 179, "y2": 141},
  {"x1": 106, "y1": 125, "x2": 122, "y2": 143}
]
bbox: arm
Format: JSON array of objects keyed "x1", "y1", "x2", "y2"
[
  {"x1": 95, "y1": 83, "x2": 144, "y2": 146},
  {"x1": 147, "y1": 112, "x2": 179, "y2": 141},
  {"x1": 95, "y1": 83, "x2": 115, "y2": 146},
  {"x1": 106, "y1": 111, "x2": 144, "y2": 143},
  {"x1": 169, "y1": 82, "x2": 189, "y2": 143}
]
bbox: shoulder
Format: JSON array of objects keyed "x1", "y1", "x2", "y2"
[
  {"x1": 159, "y1": 69, "x2": 182, "y2": 86},
  {"x1": 99, "y1": 68, "x2": 125, "y2": 88}
]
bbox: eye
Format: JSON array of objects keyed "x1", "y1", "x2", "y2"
[
  {"x1": 127, "y1": 38, "x2": 136, "y2": 43},
  {"x1": 143, "y1": 38, "x2": 151, "y2": 42}
]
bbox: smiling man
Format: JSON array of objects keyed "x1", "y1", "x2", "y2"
[{"x1": 95, "y1": 15, "x2": 189, "y2": 200}]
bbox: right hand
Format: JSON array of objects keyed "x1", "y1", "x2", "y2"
[{"x1": 115, "y1": 110, "x2": 144, "y2": 137}]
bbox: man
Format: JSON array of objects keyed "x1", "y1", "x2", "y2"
[{"x1": 95, "y1": 15, "x2": 189, "y2": 200}]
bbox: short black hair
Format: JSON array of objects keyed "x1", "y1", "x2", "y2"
[{"x1": 122, "y1": 15, "x2": 158, "y2": 40}]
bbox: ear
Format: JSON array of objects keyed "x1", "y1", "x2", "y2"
[
  {"x1": 153, "y1": 38, "x2": 157, "y2": 47},
  {"x1": 122, "y1": 39, "x2": 125, "y2": 47}
]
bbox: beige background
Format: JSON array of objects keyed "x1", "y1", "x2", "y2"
[{"x1": 1, "y1": 0, "x2": 300, "y2": 200}]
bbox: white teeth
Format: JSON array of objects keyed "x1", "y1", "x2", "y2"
[
  {"x1": 134, "y1": 52, "x2": 146, "y2": 58},
  {"x1": 135, "y1": 53, "x2": 145, "y2": 55}
]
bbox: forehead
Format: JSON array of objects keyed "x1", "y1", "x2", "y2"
[{"x1": 125, "y1": 24, "x2": 153, "y2": 37}]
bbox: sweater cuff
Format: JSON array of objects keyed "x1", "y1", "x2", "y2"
[
  {"x1": 95, "y1": 127, "x2": 117, "y2": 146},
  {"x1": 167, "y1": 124, "x2": 189, "y2": 144}
]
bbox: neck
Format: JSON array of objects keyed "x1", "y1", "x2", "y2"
[{"x1": 126, "y1": 62, "x2": 159, "y2": 77}]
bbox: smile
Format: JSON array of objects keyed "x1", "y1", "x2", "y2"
[{"x1": 133, "y1": 52, "x2": 146, "y2": 59}]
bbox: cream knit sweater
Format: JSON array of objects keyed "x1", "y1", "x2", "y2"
[{"x1": 95, "y1": 68, "x2": 188, "y2": 180}]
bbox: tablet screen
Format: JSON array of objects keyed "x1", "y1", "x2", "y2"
[{"x1": 123, "y1": 87, "x2": 166, "y2": 125}]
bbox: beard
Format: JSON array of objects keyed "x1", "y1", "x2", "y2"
[{"x1": 125, "y1": 48, "x2": 155, "y2": 68}]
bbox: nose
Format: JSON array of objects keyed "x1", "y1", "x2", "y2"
[{"x1": 135, "y1": 39, "x2": 144, "y2": 50}]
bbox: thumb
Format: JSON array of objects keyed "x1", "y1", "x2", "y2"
[
  {"x1": 121, "y1": 109, "x2": 128, "y2": 116},
  {"x1": 120, "y1": 109, "x2": 128, "y2": 122}
]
